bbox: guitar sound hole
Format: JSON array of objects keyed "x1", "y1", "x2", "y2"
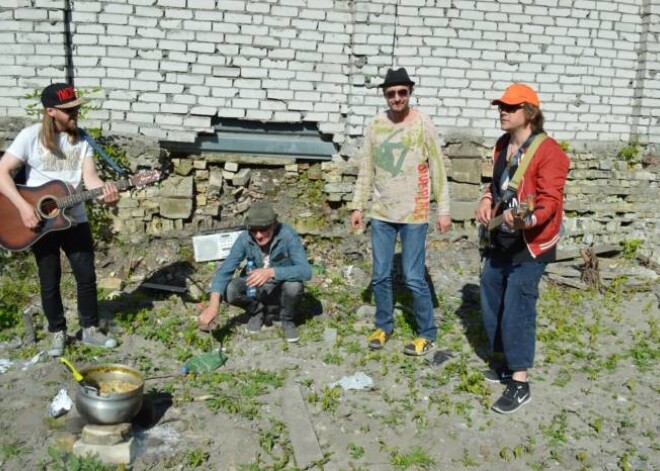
[{"x1": 38, "y1": 198, "x2": 59, "y2": 218}]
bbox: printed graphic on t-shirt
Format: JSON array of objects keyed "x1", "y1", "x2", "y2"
[
  {"x1": 374, "y1": 128, "x2": 408, "y2": 177},
  {"x1": 39, "y1": 141, "x2": 85, "y2": 172}
]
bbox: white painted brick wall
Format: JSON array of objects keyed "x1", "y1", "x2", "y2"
[{"x1": 1, "y1": 0, "x2": 658, "y2": 147}]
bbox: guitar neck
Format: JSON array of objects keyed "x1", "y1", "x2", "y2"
[
  {"x1": 487, "y1": 213, "x2": 505, "y2": 231},
  {"x1": 57, "y1": 180, "x2": 132, "y2": 209}
]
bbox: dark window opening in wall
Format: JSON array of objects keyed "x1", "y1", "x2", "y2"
[{"x1": 162, "y1": 118, "x2": 337, "y2": 161}]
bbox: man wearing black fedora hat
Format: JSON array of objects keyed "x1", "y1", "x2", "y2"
[
  {"x1": 0, "y1": 83, "x2": 120, "y2": 356},
  {"x1": 350, "y1": 67, "x2": 451, "y2": 356},
  {"x1": 199, "y1": 202, "x2": 312, "y2": 343}
]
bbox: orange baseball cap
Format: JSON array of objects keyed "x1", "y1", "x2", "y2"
[{"x1": 491, "y1": 83, "x2": 540, "y2": 107}]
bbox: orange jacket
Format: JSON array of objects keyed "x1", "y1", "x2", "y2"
[{"x1": 481, "y1": 134, "x2": 570, "y2": 257}]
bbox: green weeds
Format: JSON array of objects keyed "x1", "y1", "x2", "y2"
[
  {"x1": 40, "y1": 446, "x2": 112, "y2": 471},
  {"x1": 617, "y1": 142, "x2": 640, "y2": 167},
  {"x1": 197, "y1": 369, "x2": 285, "y2": 420},
  {"x1": 185, "y1": 448, "x2": 210, "y2": 468},
  {"x1": 388, "y1": 444, "x2": 436, "y2": 469},
  {"x1": 0, "y1": 439, "x2": 27, "y2": 461}
]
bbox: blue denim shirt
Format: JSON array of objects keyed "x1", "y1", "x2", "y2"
[{"x1": 210, "y1": 223, "x2": 312, "y2": 296}]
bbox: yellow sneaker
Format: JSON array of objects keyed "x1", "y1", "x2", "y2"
[
  {"x1": 403, "y1": 337, "x2": 437, "y2": 357},
  {"x1": 367, "y1": 328, "x2": 390, "y2": 350}
]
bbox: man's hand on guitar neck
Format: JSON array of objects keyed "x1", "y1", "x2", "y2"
[{"x1": 99, "y1": 182, "x2": 119, "y2": 205}]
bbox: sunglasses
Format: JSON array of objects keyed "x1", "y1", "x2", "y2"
[
  {"x1": 385, "y1": 89, "x2": 409, "y2": 99},
  {"x1": 60, "y1": 106, "x2": 81, "y2": 115},
  {"x1": 498, "y1": 104, "x2": 524, "y2": 113}
]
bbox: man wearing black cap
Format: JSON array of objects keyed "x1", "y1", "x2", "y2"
[
  {"x1": 0, "y1": 83, "x2": 119, "y2": 356},
  {"x1": 350, "y1": 68, "x2": 451, "y2": 356},
  {"x1": 198, "y1": 202, "x2": 312, "y2": 343}
]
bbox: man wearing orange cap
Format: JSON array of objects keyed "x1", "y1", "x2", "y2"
[{"x1": 475, "y1": 83, "x2": 570, "y2": 413}]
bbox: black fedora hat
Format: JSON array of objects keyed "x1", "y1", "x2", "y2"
[{"x1": 378, "y1": 68, "x2": 415, "y2": 89}]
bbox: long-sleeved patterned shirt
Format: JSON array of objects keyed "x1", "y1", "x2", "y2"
[{"x1": 351, "y1": 110, "x2": 450, "y2": 224}]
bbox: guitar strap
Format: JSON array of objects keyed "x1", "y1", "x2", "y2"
[
  {"x1": 506, "y1": 132, "x2": 547, "y2": 195},
  {"x1": 78, "y1": 128, "x2": 129, "y2": 176}
]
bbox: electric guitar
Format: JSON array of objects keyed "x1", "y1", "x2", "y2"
[
  {"x1": 0, "y1": 170, "x2": 160, "y2": 251},
  {"x1": 478, "y1": 196, "x2": 535, "y2": 255}
]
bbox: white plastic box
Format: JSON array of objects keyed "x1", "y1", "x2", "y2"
[{"x1": 192, "y1": 230, "x2": 242, "y2": 262}]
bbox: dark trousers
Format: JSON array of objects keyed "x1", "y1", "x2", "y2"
[
  {"x1": 226, "y1": 278, "x2": 303, "y2": 323},
  {"x1": 480, "y1": 257, "x2": 546, "y2": 371},
  {"x1": 31, "y1": 223, "x2": 99, "y2": 333}
]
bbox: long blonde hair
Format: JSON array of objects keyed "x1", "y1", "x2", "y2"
[{"x1": 39, "y1": 111, "x2": 78, "y2": 157}]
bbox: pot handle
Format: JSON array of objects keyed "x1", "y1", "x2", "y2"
[{"x1": 82, "y1": 384, "x2": 101, "y2": 396}]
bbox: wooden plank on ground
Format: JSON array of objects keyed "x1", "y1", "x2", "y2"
[
  {"x1": 280, "y1": 384, "x2": 336, "y2": 470},
  {"x1": 545, "y1": 273, "x2": 588, "y2": 289},
  {"x1": 555, "y1": 244, "x2": 620, "y2": 262}
]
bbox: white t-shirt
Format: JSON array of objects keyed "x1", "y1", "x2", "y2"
[{"x1": 6, "y1": 123, "x2": 93, "y2": 222}]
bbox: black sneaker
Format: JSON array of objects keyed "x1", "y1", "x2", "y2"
[
  {"x1": 483, "y1": 367, "x2": 513, "y2": 384},
  {"x1": 491, "y1": 380, "x2": 531, "y2": 414},
  {"x1": 245, "y1": 313, "x2": 263, "y2": 334},
  {"x1": 282, "y1": 321, "x2": 299, "y2": 343}
]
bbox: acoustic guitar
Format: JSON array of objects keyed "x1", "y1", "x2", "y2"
[
  {"x1": 0, "y1": 170, "x2": 160, "y2": 251},
  {"x1": 478, "y1": 196, "x2": 535, "y2": 255}
]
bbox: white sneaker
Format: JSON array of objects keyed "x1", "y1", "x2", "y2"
[
  {"x1": 82, "y1": 326, "x2": 117, "y2": 348},
  {"x1": 47, "y1": 330, "x2": 66, "y2": 357}
]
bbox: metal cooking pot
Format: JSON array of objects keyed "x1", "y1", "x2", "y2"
[{"x1": 75, "y1": 363, "x2": 144, "y2": 425}]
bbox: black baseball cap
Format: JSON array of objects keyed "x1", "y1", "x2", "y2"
[{"x1": 41, "y1": 83, "x2": 87, "y2": 109}]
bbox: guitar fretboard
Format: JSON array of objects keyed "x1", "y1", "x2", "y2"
[{"x1": 57, "y1": 180, "x2": 133, "y2": 208}]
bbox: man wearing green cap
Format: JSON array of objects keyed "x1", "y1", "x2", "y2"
[{"x1": 198, "y1": 202, "x2": 312, "y2": 343}]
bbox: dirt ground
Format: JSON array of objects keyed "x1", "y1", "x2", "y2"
[{"x1": 0, "y1": 236, "x2": 658, "y2": 470}]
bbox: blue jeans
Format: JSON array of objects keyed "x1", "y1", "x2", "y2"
[
  {"x1": 480, "y1": 258, "x2": 547, "y2": 371},
  {"x1": 370, "y1": 219, "x2": 437, "y2": 341}
]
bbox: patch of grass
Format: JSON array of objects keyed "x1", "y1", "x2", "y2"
[
  {"x1": 628, "y1": 328, "x2": 659, "y2": 373},
  {"x1": 196, "y1": 369, "x2": 286, "y2": 420},
  {"x1": 253, "y1": 419, "x2": 293, "y2": 470},
  {"x1": 389, "y1": 445, "x2": 436, "y2": 469},
  {"x1": 458, "y1": 448, "x2": 478, "y2": 466},
  {"x1": 0, "y1": 252, "x2": 39, "y2": 341},
  {"x1": 41, "y1": 446, "x2": 112, "y2": 471},
  {"x1": 320, "y1": 386, "x2": 341, "y2": 414},
  {"x1": 0, "y1": 439, "x2": 27, "y2": 460},
  {"x1": 617, "y1": 141, "x2": 640, "y2": 167},
  {"x1": 620, "y1": 239, "x2": 643, "y2": 259},
  {"x1": 322, "y1": 351, "x2": 344, "y2": 365},
  {"x1": 185, "y1": 448, "x2": 209, "y2": 468},
  {"x1": 348, "y1": 442, "x2": 365, "y2": 459},
  {"x1": 540, "y1": 409, "x2": 569, "y2": 448}
]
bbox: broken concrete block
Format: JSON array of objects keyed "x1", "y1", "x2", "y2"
[
  {"x1": 209, "y1": 168, "x2": 224, "y2": 188},
  {"x1": 173, "y1": 159, "x2": 193, "y2": 176},
  {"x1": 450, "y1": 158, "x2": 482, "y2": 184},
  {"x1": 285, "y1": 163, "x2": 299, "y2": 174},
  {"x1": 450, "y1": 182, "x2": 481, "y2": 200},
  {"x1": 82, "y1": 423, "x2": 132, "y2": 446},
  {"x1": 97, "y1": 277, "x2": 124, "y2": 291},
  {"x1": 450, "y1": 201, "x2": 477, "y2": 221},
  {"x1": 159, "y1": 197, "x2": 193, "y2": 219},
  {"x1": 232, "y1": 168, "x2": 252, "y2": 186},
  {"x1": 73, "y1": 437, "x2": 135, "y2": 466},
  {"x1": 224, "y1": 161, "x2": 239, "y2": 172},
  {"x1": 158, "y1": 175, "x2": 193, "y2": 198}
]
